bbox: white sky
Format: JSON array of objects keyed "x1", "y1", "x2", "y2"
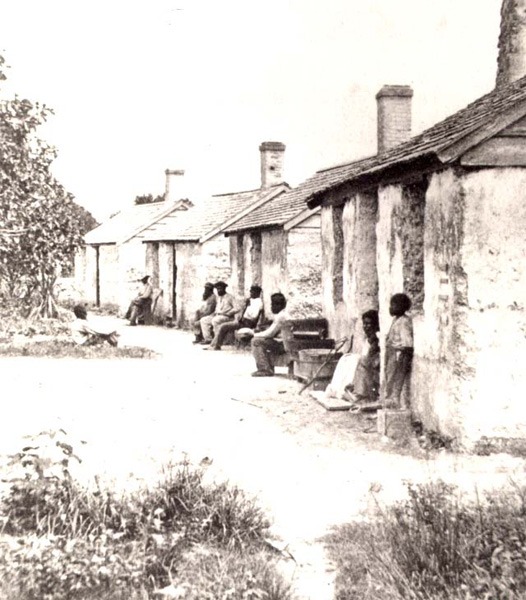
[{"x1": 0, "y1": 0, "x2": 502, "y2": 220}]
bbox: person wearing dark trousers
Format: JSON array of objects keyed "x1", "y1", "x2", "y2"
[
  {"x1": 384, "y1": 293, "x2": 413, "y2": 408},
  {"x1": 206, "y1": 284, "x2": 263, "y2": 350},
  {"x1": 251, "y1": 292, "x2": 287, "y2": 377}
]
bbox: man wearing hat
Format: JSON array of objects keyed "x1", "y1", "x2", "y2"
[
  {"x1": 192, "y1": 282, "x2": 217, "y2": 344},
  {"x1": 199, "y1": 281, "x2": 237, "y2": 344},
  {"x1": 125, "y1": 275, "x2": 153, "y2": 326},
  {"x1": 206, "y1": 284, "x2": 263, "y2": 350}
]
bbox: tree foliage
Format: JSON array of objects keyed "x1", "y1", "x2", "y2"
[
  {"x1": 0, "y1": 54, "x2": 87, "y2": 317},
  {"x1": 134, "y1": 193, "x2": 165, "y2": 205}
]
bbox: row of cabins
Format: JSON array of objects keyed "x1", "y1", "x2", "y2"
[
  {"x1": 75, "y1": 142, "x2": 323, "y2": 326},
  {"x1": 77, "y1": 11, "x2": 526, "y2": 448}
]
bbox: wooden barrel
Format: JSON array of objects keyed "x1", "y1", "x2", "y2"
[{"x1": 294, "y1": 348, "x2": 343, "y2": 390}]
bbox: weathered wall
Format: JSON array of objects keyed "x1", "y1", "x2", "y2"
[
  {"x1": 84, "y1": 246, "x2": 98, "y2": 305},
  {"x1": 456, "y1": 168, "x2": 526, "y2": 443},
  {"x1": 410, "y1": 169, "x2": 466, "y2": 439},
  {"x1": 287, "y1": 214, "x2": 323, "y2": 318},
  {"x1": 320, "y1": 204, "x2": 348, "y2": 339},
  {"x1": 343, "y1": 191, "x2": 379, "y2": 352},
  {"x1": 157, "y1": 242, "x2": 174, "y2": 322},
  {"x1": 98, "y1": 245, "x2": 120, "y2": 309},
  {"x1": 261, "y1": 229, "x2": 287, "y2": 316},
  {"x1": 150, "y1": 236, "x2": 232, "y2": 328}
]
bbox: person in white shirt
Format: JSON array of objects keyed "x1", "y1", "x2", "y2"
[
  {"x1": 71, "y1": 305, "x2": 119, "y2": 347},
  {"x1": 200, "y1": 281, "x2": 237, "y2": 343},
  {"x1": 250, "y1": 292, "x2": 287, "y2": 377},
  {"x1": 206, "y1": 285, "x2": 264, "y2": 350}
]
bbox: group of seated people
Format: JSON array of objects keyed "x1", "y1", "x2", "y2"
[
  {"x1": 192, "y1": 281, "x2": 289, "y2": 377},
  {"x1": 71, "y1": 273, "x2": 414, "y2": 408}
]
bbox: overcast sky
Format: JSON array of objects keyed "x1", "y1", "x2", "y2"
[{"x1": 0, "y1": 0, "x2": 502, "y2": 220}]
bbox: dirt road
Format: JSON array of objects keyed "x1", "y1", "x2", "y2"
[{"x1": 3, "y1": 323, "x2": 525, "y2": 599}]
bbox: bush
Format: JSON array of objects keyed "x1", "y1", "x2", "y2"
[
  {"x1": 0, "y1": 432, "x2": 291, "y2": 600},
  {"x1": 327, "y1": 480, "x2": 526, "y2": 600}
]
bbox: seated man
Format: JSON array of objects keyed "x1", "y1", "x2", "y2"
[
  {"x1": 71, "y1": 304, "x2": 119, "y2": 347},
  {"x1": 199, "y1": 281, "x2": 237, "y2": 344},
  {"x1": 250, "y1": 292, "x2": 287, "y2": 377},
  {"x1": 125, "y1": 275, "x2": 153, "y2": 326},
  {"x1": 206, "y1": 285, "x2": 263, "y2": 350},
  {"x1": 192, "y1": 282, "x2": 217, "y2": 344},
  {"x1": 343, "y1": 309, "x2": 380, "y2": 404}
]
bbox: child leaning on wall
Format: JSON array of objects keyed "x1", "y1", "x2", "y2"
[{"x1": 384, "y1": 293, "x2": 413, "y2": 409}]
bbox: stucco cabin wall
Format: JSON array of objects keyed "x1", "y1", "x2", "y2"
[
  {"x1": 147, "y1": 236, "x2": 231, "y2": 329},
  {"x1": 287, "y1": 214, "x2": 323, "y2": 318},
  {"x1": 74, "y1": 247, "x2": 88, "y2": 299},
  {"x1": 261, "y1": 230, "x2": 287, "y2": 316},
  {"x1": 456, "y1": 168, "x2": 526, "y2": 443},
  {"x1": 378, "y1": 167, "x2": 526, "y2": 446},
  {"x1": 343, "y1": 192, "x2": 379, "y2": 352},
  {"x1": 117, "y1": 240, "x2": 148, "y2": 312},
  {"x1": 320, "y1": 205, "x2": 348, "y2": 339},
  {"x1": 97, "y1": 245, "x2": 120, "y2": 309}
]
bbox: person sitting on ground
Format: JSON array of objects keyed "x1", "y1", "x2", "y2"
[
  {"x1": 71, "y1": 304, "x2": 119, "y2": 347},
  {"x1": 343, "y1": 310, "x2": 380, "y2": 405},
  {"x1": 192, "y1": 282, "x2": 217, "y2": 344},
  {"x1": 199, "y1": 281, "x2": 237, "y2": 344},
  {"x1": 206, "y1": 284, "x2": 264, "y2": 350},
  {"x1": 384, "y1": 293, "x2": 413, "y2": 409},
  {"x1": 250, "y1": 292, "x2": 288, "y2": 377},
  {"x1": 125, "y1": 275, "x2": 153, "y2": 326}
]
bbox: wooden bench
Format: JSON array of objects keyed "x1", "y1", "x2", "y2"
[{"x1": 277, "y1": 318, "x2": 335, "y2": 377}]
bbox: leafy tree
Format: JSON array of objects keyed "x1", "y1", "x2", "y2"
[
  {"x1": 134, "y1": 193, "x2": 165, "y2": 205},
  {"x1": 0, "y1": 54, "x2": 85, "y2": 317}
]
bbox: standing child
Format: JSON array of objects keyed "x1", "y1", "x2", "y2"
[{"x1": 384, "y1": 293, "x2": 413, "y2": 408}]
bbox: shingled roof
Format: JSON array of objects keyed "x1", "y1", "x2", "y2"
[
  {"x1": 222, "y1": 180, "x2": 321, "y2": 234},
  {"x1": 306, "y1": 74, "x2": 526, "y2": 207},
  {"x1": 84, "y1": 199, "x2": 191, "y2": 246},
  {"x1": 140, "y1": 184, "x2": 288, "y2": 243}
]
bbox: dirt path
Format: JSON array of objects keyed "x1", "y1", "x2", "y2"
[{"x1": 3, "y1": 322, "x2": 525, "y2": 599}]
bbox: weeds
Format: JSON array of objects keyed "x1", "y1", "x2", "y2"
[
  {"x1": 327, "y1": 480, "x2": 526, "y2": 600},
  {"x1": 0, "y1": 431, "x2": 291, "y2": 599},
  {"x1": 0, "y1": 339, "x2": 157, "y2": 359}
]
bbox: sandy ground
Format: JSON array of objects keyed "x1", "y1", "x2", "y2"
[{"x1": 3, "y1": 320, "x2": 526, "y2": 599}]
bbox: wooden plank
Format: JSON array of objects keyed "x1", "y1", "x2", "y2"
[
  {"x1": 309, "y1": 391, "x2": 351, "y2": 411},
  {"x1": 461, "y1": 136, "x2": 526, "y2": 167}
]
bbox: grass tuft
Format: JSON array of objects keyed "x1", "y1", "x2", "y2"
[{"x1": 326, "y1": 479, "x2": 526, "y2": 600}]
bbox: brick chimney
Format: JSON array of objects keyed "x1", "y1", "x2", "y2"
[
  {"x1": 259, "y1": 141, "x2": 285, "y2": 188},
  {"x1": 376, "y1": 85, "x2": 413, "y2": 153},
  {"x1": 496, "y1": 0, "x2": 526, "y2": 87},
  {"x1": 165, "y1": 169, "x2": 185, "y2": 203}
]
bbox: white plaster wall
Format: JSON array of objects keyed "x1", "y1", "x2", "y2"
[
  {"x1": 343, "y1": 192, "x2": 379, "y2": 353},
  {"x1": 158, "y1": 242, "x2": 174, "y2": 321},
  {"x1": 414, "y1": 169, "x2": 465, "y2": 439},
  {"x1": 98, "y1": 245, "x2": 120, "y2": 309},
  {"x1": 376, "y1": 184, "x2": 405, "y2": 336},
  {"x1": 457, "y1": 168, "x2": 526, "y2": 442},
  {"x1": 320, "y1": 206, "x2": 348, "y2": 339},
  {"x1": 117, "y1": 240, "x2": 148, "y2": 312},
  {"x1": 261, "y1": 229, "x2": 287, "y2": 316}
]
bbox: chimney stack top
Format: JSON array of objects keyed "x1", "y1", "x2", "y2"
[
  {"x1": 376, "y1": 85, "x2": 413, "y2": 154},
  {"x1": 376, "y1": 85, "x2": 414, "y2": 99},
  {"x1": 259, "y1": 141, "x2": 286, "y2": 188}
]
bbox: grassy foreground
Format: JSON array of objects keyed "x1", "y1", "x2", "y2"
[
  {"x1": 0, "y1": 432, "x2": 291, "y2": 600},
  {"x1": 326, "y1": 480, "x2": 526, "y2": 600}
]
